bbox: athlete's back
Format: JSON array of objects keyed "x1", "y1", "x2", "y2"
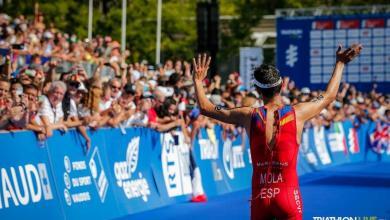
[
  {"x1": 250, "y1": 105, "x2": 302, "y2": 219},
  {"x1": 191, "y1": 45, "x2": 361, "y2": 220}
]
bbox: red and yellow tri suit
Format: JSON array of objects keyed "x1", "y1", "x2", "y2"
[{"x1": 250, "y1": 105, "x2": 303, "y2": 220}]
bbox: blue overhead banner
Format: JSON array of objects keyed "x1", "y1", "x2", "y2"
[
  {"x1": 0, "y1": 131, "x2": 63, "y2": 219},
  {"x1": 277, "y1": 14, "x2": 390, "y2": 92}
]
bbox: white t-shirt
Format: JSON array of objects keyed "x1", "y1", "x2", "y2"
[
  {"x1": 122, "y1": 112, "x2": 148, "y2": 127},
  {"x1": 69, "y1": 99, "x2": 78, "y2": 117},
  {"x1": 99, "y1": 99, "x2": 113, "y2": 111},
  {"x1": 38, "y1": 95, "x2": 64, "y2": 124}
]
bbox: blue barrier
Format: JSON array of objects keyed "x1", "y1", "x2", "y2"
[
  {"x1": 0, "y1": 120, "x2": 388, "y2": 219},
  {"x1": 46, "y1": 130, "x2": 120, "y2": 220},
  {"x1": 0, "y1": 131, "x2": 63, "y2": 219}
]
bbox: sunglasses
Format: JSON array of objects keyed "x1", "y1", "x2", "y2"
[{"x1": 111, "y1": 85, "x2": 121, "y2": 90}]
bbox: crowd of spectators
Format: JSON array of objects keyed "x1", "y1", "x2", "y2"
[{"x1": 0, "y1": 12, "x2": 389, "y2": 150}]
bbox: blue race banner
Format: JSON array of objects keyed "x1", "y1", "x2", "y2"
[
  {"x1": 216, "y1": 128, "x2": 252, "y2": 192},
  {"x1": 342, "y1": 120, "x2": 364, "y2": 163},
  {"x1": 151, "y1": 130, "x2": 193, "y2": 204},
  {"x1": 192, "y1": 126, "x2": 231, "y2": 196},
  {"x1": 45, "y1": 130, "x2": 121, "y2": 220},
  {"x1": 325, "y1": 122, "x2": 350, "y2": 166},
  {"x1": 299, "y1": 128, "x2": 321, "y2": 171},
  {"x1": 0, "y1": 131, "x2": 63, "y2": 219},
  {"x1": 277, "y1": 14, "x2": 390, "y2": 93},
  {"x1": 311, "y1": 126, "x2": 333, "y2": 168},
  {"x1": 103, "y1": 128, "x2": 163, "y2": 215}
]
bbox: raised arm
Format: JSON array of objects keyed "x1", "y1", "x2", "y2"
[
  {"x1": 294, "y1": 44, "x2": 362, "y2": 123},
  {"x1": 192, "y1": 54, "x2": 252, "y2": 128}
]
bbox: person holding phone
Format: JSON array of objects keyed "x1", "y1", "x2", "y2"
[{"x1": 192, "y1": 44, "x2": 362, "y2": 220}]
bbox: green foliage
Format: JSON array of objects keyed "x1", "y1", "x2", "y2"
[{"x1": 1, "y1": 0, "x2": 388, "y2": 64}]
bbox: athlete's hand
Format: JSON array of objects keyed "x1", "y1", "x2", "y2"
[
  {"x1": 192, "y1": 53, "x2": 211, "y2": 81},
  {"x1": 336, "y1": 43, "x2": 362, "y2": 64}
]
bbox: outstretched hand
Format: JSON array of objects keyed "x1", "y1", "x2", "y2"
[
  {"x1": 336, "y1": 44, "x2": 362, "y2": 64},
  {"x1": 192, "y1": 53, "x2": 211, "y2": 81}
]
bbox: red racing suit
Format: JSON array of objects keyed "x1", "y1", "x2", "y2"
[{"x1": 250, "y1": 105, "x2": 303, "y2": 220}]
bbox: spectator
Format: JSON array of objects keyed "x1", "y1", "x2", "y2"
[{"x1": 38, "y1": 80, "x2": 67, "y2": 138}]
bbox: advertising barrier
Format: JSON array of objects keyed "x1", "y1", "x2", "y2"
[
  {"x1": 46, "y1": 130, "x2": 120, "y2": 220},
  {"x1": 0, "y1": 132, "x2": 62, "y2": 219},
  {"x1": 0, "y1": 120, "x2": 388, "y2": 219}
]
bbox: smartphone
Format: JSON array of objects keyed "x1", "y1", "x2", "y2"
[{"x1": 173, "y1": 134, "x2": 179, "y2": 145}]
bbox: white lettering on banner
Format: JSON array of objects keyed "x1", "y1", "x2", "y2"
[
  {"x1": 89, "y1": 147, "x2": 108, "y2": 202},
  {"x1": 63, "y1": 147, "x2": 109, "y2": 205},
  {"x1": 223, "y1": 139, "x2": 248, "y2": 179},
  {"x1": 300, "y1": 130, "x2": 319, "y2": 165},
  {"x1": 239, "y1": 47, "x2": 263, "y2": 90},
  {"x1": 328, "y1": 132, "x2": 345, "y2": 152},
  {"x1": 113, "y1": 137, "x2": 150, "y2": 202},
  {"x1": 199, "y1": 139, "x2": 218, "y2": 160},
  {"x1": 232, "y1": 146, "x2": 245, "y2": 169},
  {"x1": 256, "y1": 161, "x2": 288, "y2": 167},
  {"x1": 71, "y1": 192, "x2": 91, "y2": 203},
  {"x1": 0, "y1": 163, "x2": 53, "y2": 209},
  {"x1": 348, "y1": 128, "x2": 360, "y2": 154},
  {"x1": 161, "y1": 132, "x2": 192, "y2": 198},
  {"x1": 72, "y1": 161, "x2": 87, "y2": 171},
  {"x1": 281, "y1": 29, "x2": 303, "y2": 35},
  {"x1": 259, "y1": 173, "x2": 283, "y2": 184},
  {"x1": 313, "y1": 126, "x2": 332, "y2": 165},
  {"x1": 260, "y1": 187, "x2": 280, "y2": 199},
  {"x1": 223, "y1": 139, "x2": 234, "y2": 179}
]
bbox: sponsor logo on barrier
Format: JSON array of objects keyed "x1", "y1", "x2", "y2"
[
  {"x1": 0, "y1": 163, "x2": 53, "y2": 209},
  {"x1": 223, "y1": 139, "x2": 246, "y2": 179},
  {"x1": 89, "y1": 147, "x2": 109, "y2": 202},
  {"x1": 199, "y1": 139, "x2": 218, "y2": 160},
  {"x1": 161, "y1": 132, "x2": 192, "y2": 197},
  {"x1": 313, "y1": 126, "x2": 332, "y2": 165},
  {"x1": 63, "y1": 147, "x2": 109, "y2": 206},
  {"x1": 347, "y1": 128, "x2": 360, "y2": 154},
  {"x1": 328, "y1": 123, "x2": 347, "y2": 153},
  {"x1": 114, "y1": 137, "x2": 151, "y2": 202},
  {"x1": 300, "y1": 130, "x2": 319, "y2": 165}
]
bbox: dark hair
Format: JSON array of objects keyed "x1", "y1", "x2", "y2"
[
  {"x1": 168, "y1": 73, "x2": 181, "y2": 86},
  {"x1": 23, "y1": 84, "x2": 38, "y2": 93},
  {"x1": 157, "y1": 97, "x2": 177, "y2": 118},
  {"x1": 253, "y1": 64, "x2": 282, "y2": 99}
]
